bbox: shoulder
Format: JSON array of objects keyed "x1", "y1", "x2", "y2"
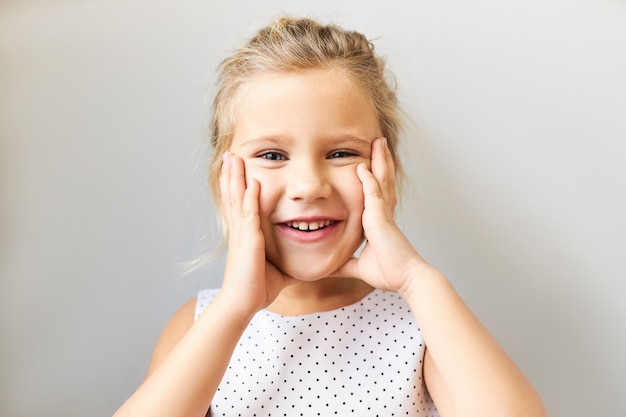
[
  {"x1": 145, "y1": 290, "x2": 219, "y2": 378},
  {"x1": 367, "y1": 289, "x2": 415, "y2": 317}
]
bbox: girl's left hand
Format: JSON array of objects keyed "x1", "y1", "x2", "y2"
[{"x1": 333, "y1": 138, "x2": 430, "y2": 295}]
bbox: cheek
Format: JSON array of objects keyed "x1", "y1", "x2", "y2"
[
  {"x1": 351, "y1": 188, "x2": 365, "y2": 213},
  {"x1": 338, "y1": 171, "x2": 365, "y2": 212},
  {"x1": 243, "y1": 163, "x2": 279, "y2": 214}
]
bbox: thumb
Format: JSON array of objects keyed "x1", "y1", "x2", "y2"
[{"x1": 331, "y1": 257, "x2": 360, "y2": 279}]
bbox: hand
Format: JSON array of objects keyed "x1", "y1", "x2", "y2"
[
  {"x1": 333, "y1": 138, "x2": 429, "y2": 295},
  {"x1": 218, "y1": 152, "x2": 295, "y2": 318}
]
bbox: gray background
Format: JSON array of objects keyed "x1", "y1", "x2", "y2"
[{"x1": 1, "y1": 0, "x2": 625, "y2": 416}]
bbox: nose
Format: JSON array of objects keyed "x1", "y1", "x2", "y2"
[{"x1": 285, "y1": 160, "x2": 332, "y2": 202}]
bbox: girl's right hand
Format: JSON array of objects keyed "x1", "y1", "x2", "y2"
[{"x1": 217, "y1": 152, "x2": 295, "y2": 319}]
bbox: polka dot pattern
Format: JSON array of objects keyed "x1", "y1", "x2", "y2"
[{"x1": 196, "y1": 289, "x2": 438, "y2": 416}]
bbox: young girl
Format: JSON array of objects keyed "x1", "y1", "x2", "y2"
[{"x1": 114, "y1": 17, "x2": 546, "y2": 417}]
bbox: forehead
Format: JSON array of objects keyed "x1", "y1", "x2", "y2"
[{"x1": 230, "y1": 69, "x2": 381, "y2": 144}]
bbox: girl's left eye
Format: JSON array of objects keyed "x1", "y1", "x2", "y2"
[{"x1": 327, "y1": 150, "x2": 358, "y2": 159}]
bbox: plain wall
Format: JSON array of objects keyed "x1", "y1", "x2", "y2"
[{"x1": 1, "y1": 1, "x2": 625, "y2": 416}]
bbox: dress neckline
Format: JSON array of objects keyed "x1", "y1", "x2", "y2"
[{"x1": 261, "y1": 288, "x2": 380, "y2": 319}]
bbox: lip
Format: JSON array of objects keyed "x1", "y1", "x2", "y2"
[{"x1": 275, "y1": 217, "x2": 342, "y2": 243}]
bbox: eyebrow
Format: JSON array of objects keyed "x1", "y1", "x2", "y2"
[
  {"x1": 238, "y1": 136, "x2": 289, "y2": 148},
  {"x1": 238, "y1": 134, "x2": 372, "y2": 148}
]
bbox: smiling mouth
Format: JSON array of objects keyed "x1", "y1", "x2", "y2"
[{"x1": 285, "y1": 220, "x2": 334, "y2": 232}]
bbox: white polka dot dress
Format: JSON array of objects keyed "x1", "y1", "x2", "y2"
[{"x1": 195, "y1": 289, "x2": 438, "y2": 417}]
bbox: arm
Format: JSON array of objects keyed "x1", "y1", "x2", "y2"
[
  {"x1": 113, "y1": 295, "x2": 255, "y2": 417},
  {"x1": 114, "y1": 153, "x2": 295, "y2": 417},
  {"x1": 406, "y1": 265, "x2": 547, "y2": 417},
  {"x1": 334, "y1": 138, "x2": 547, "y2": 417}
]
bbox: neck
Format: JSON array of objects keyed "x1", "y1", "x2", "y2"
[{"x1": 266, "y1": 277, "x2": 374, "y2": 316}]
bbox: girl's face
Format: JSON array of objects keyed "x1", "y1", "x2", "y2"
[{"x1": 229, "y1": 69, "x2": 382, "y2": 281}]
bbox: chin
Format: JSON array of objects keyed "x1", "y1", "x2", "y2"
[
  {"x1": 280, "y1": 265, "x2": 337, "y2": 282},
  {"x1": 268, "y1": 236, "x2": 364, "y2": 281},
  {"x1": 270, "y1": 254, "x2": 349, "y2": 282}
]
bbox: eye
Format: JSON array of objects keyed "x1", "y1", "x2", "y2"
[
  {"x1": 258, "y1": 151, "x2": 287, "y2": 161},
  {"x1": 327, "y1": 150, "x2": 358, "y2": 159}
]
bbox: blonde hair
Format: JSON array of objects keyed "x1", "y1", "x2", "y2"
[{"x1": 208, "y1": 16, "x2": 404, "y2": 203}]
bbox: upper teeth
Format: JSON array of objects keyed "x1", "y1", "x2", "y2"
[{"x1": 286, "y1": 220, "x2": 332, "y2": 231}]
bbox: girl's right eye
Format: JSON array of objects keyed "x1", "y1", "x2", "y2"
[{"x1": 258, "y1": 151, "x2": 287, "y2": 161}]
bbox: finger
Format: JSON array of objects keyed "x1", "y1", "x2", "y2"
[
  {"x1": 241, "y1": 178, "x2": 261, "y2": 229},
  {"x1": 356, "y1": 163, "x2": 385, "y2": 211},
  {"x1": 370, "y1": 138, "x2": 386, "y2": 182},
  {"x1": 228, "y1": 153, "x2": 246, "y2": 217},
  {"x1": 382, "y1": 138, "x2": 398, "y2": 212},
  {"x1": 370, "y1": 138, "x2": 395, "y2": 209},
  {"x1": 330, "y1": 257, "x2": 359, "y2": 279}
]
